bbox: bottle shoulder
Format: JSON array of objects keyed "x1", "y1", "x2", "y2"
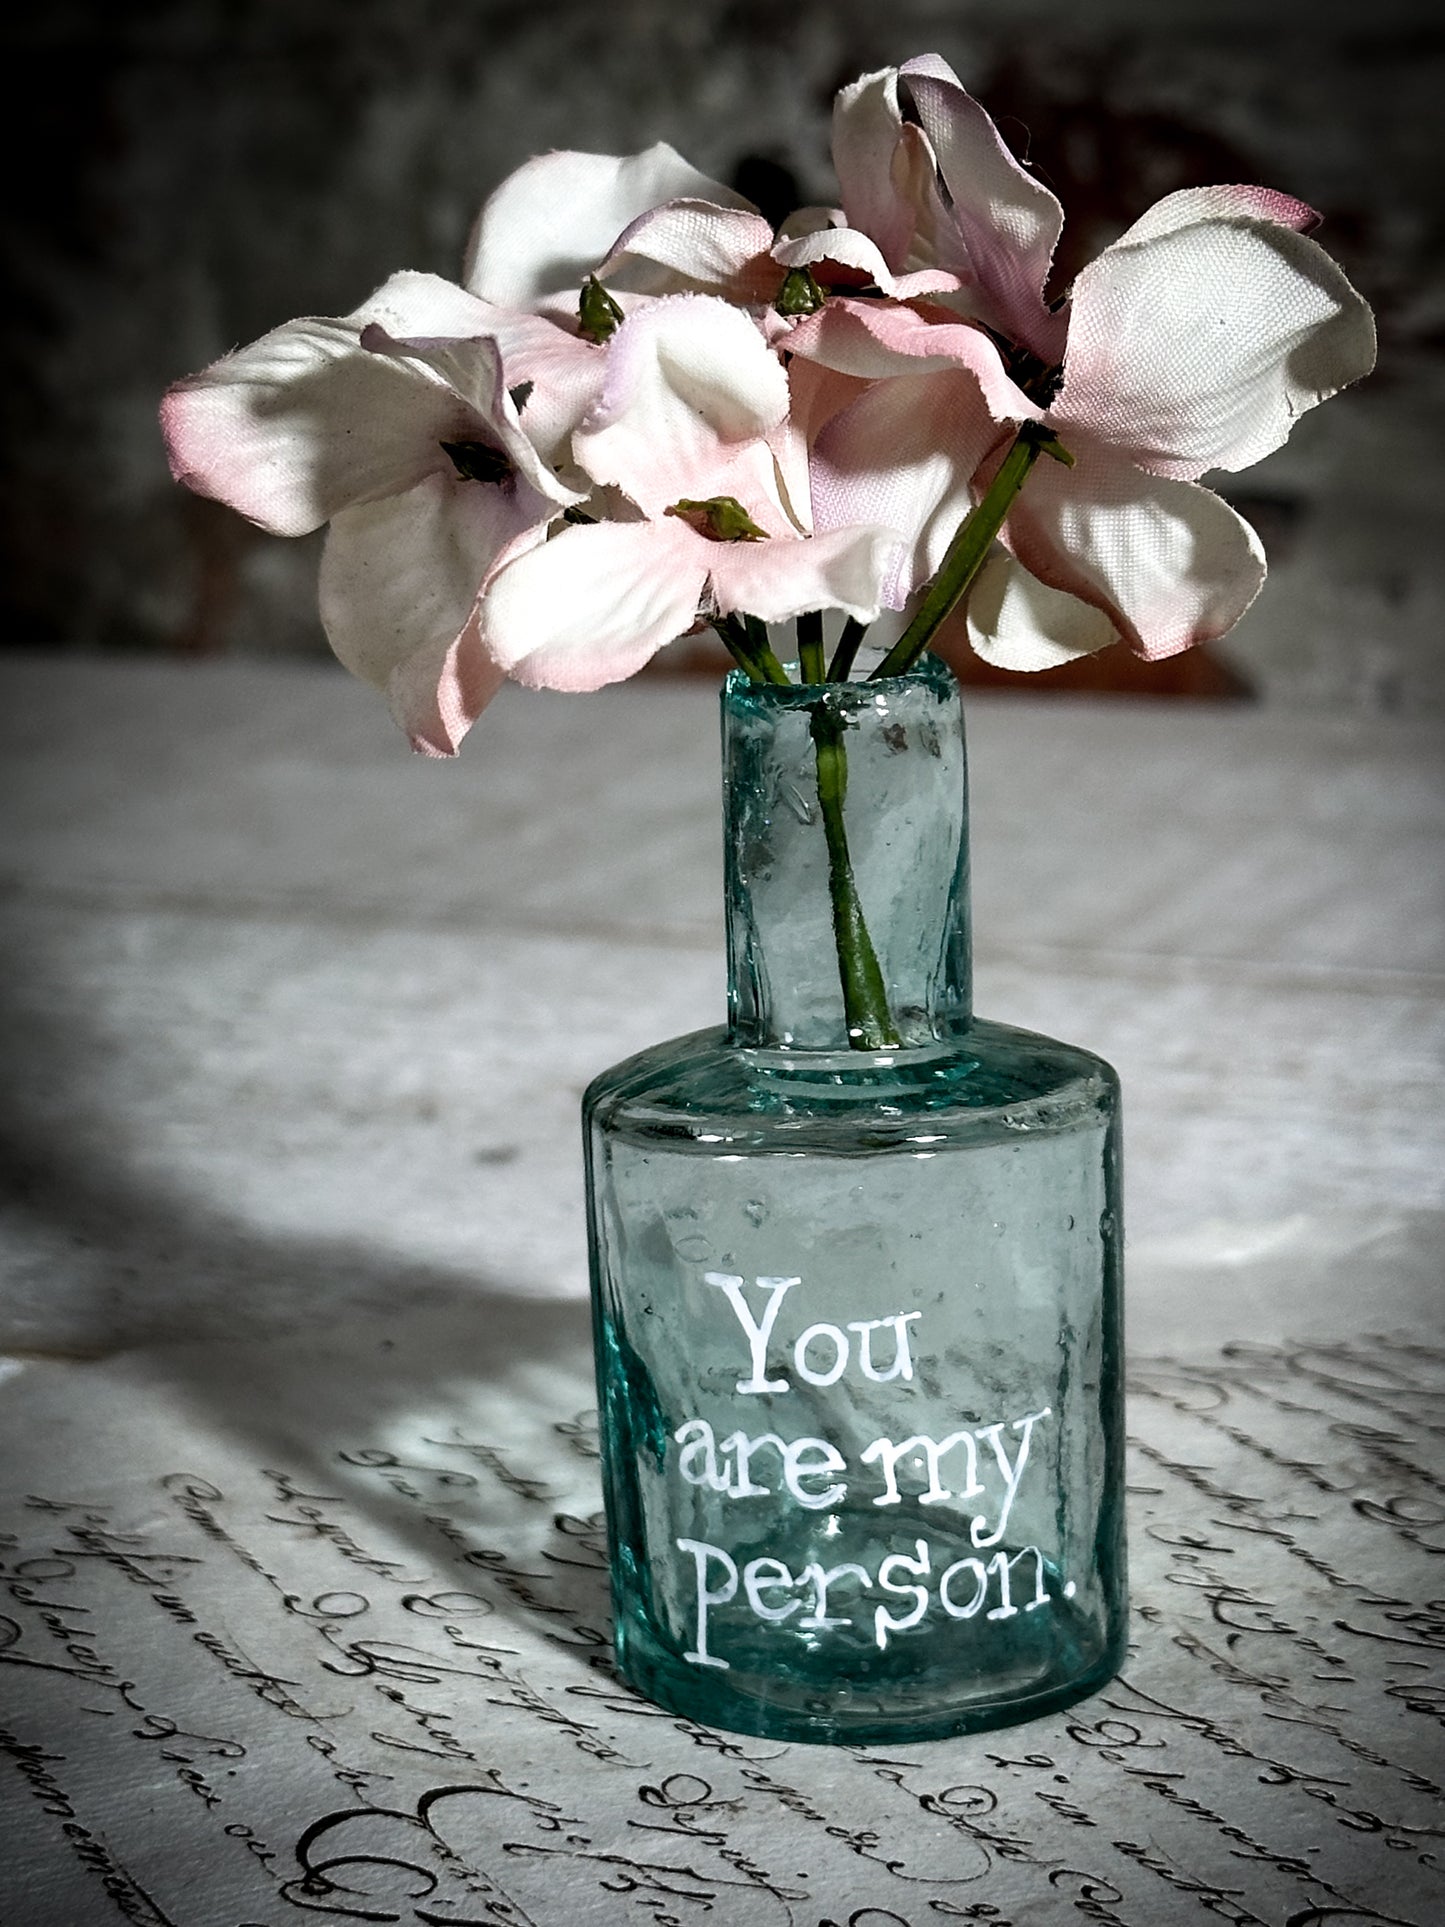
[{"x1": 584, "y1": 1017, "x2": 1118, "y2": 1150}]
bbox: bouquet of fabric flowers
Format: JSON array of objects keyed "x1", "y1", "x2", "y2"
[{"x1": 162, "y1": 51, "x2": 1374, "y2": 762}]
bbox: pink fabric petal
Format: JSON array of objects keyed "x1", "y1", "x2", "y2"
[
  {"x1": 390, "y1": 613, "x2": 507, "y2": 758},
  {"x1": 356, "y1": 327, "x2": 579, "y2": 507},
  {"x1": 786, "y1": 298, "x2": 1036, "y2": 426},
  {"x1": 464, "y1": 145, "x2": 752, "y2": 308},
  {"x1": 810, "y1": 369, "x2": 1011, "y2": 608},
  {"x1": 964, "y1": 551, "x2": 1119, "y2": 671},
  {"x1": 161, "y1": 318, "x2": 466, "y2": 537},
  {"x1": 453, "y1": 312, "x2": 605, "y2": 468},
  {"x1": 1106, "y1": 184, "x2": 1319, "y2": 249},
  {"x1": 760, "y1": 306, "x2": 797, "y2": 350},
  {"x1": 831, "y1": 67, "x2": 907, "y2": 265},
  {"x1": 888, "y1": 268, "x2": 968, "y2": 300},
  {"x1": 483, "y1": 520, "x2": 707, "y2": 690},
  {"x1": 573, "y1": 296, "x2": 790, "y2": 523},
  {"x1": 709, "y1": 525, "x2": 902, "y2": 626},
  {"x1": 769, "y1": 358, "x2": 873, "y2": 536},
  {"x1": 318, "y1": 472, "x2": 525, "y2": 696},
  {"x1": 491, "y1": 334, "x2": 606, "y2": 469},
  {"x1": 1054, "y1": 211, "x2": 1376, "y2": 480},
  {"x1": 899, "y1": 54, "x2": 1066, "y2": 360},
  {"x1": 787, "y1": 356, "x2": 872, "y2": 444},
  {"x1": 999, "y1": 436, "x2": 1267, "y2": 659},
  {"x1": 352, "y1": 272, "x2": 607, "y2": 468},
  {"x1": 769, "y1": 225, "x2": 966, "y2": 302},
  {"x1": 598, "y1": 201, "x2": 778, "y2": 298},
  {"x1": 890, "y1": 123, "x2": 959, "y2": 276}
]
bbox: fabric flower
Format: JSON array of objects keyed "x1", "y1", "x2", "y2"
[
  {"x1": 464, "y1": 142, "x2": 754, "y2": 314},
  {"x1": 830, "y1": 54, "x2": 1069, "y2": 363},
  {"x1": 793, "y1": 58, "x2": 1376, "y2": 667},
  {"x1": 162, "y1": 270, "x2": 593, "y2": 752},
  {"x1": 464, "y1": 131, "x2": 963, "y2": 325},
  {"x1": 594, "y1": 198, "x2": 966, "y2": 309},
  {"x1": 481, "y1": 296, "x2": 902, "y2": 690}
]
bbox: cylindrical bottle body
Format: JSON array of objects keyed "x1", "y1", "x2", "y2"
[{"x1": 584, "y1": 1023, "x2": 1127, "y2": 1743}]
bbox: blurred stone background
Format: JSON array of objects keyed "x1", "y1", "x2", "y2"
[{"x1": 2, "y1": 0, "x2": 1442, "y2": 708}]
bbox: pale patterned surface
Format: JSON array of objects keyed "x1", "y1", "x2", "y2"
[
  {"x1": 1, "y1": 655, "x2": 1442, "y2": 1921},
  {"x1": 1, "y1": 1315, "x2": 1442, "y2": 1925}
]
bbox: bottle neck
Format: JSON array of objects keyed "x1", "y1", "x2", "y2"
[{"x1": 722, "y1": 657, "x2": 972, "y2": 1054}]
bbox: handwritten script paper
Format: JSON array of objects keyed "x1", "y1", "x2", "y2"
[{"x1": 3, "y1": 1306, "x2": 1441, "y2": 1927}]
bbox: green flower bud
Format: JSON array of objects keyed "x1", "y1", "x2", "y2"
[
  {"x1": 775, "y1": 265, "x2": 826, "y2": 317},
  {"x1": 578, "y1": 275, "x2": 625, "y2": 344},
  {"x1": 664, "y1": 496, "x2": 771, "y2": 543}
]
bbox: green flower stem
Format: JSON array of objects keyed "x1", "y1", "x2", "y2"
[
  {"x1": 743, "y1": 613, "x2": 785, "y2": 677},
  {"x1": 717, "y1": 613, "x2": 895, "y2": 1048},
  {"x1": 797, "y1": 611, "x2": 826, "y2": 685},
  {"x1": 870, "y1": 420, "x2": 1074, "y2": 681},
  {"x1": 713, "y1": 614, "x2": 790, "y2": 686},
  {"x1": 810, "y1": 698, "x2": 901, "y2": 1051},
  {"x1": 827, "y1": 616, "x2": 868, "y2": 681}
]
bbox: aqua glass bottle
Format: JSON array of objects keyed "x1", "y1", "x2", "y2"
[{"x1": 583, "y1": 656, "x2": 1126, "y2": 1743}]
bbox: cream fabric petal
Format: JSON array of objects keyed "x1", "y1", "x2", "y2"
[
  {"x1": 347, "y1": 269, "x2": 499, "y2": 338},
  {"x1": 598, "y1": 201, "x2": 778, "y2": 298},
  {"x1": 161, "y1": 319, "x2": 466, "y2": 537},
  {"x1": 1000, "y1": 436, "x2": 1267, "y2": 660},
  {"x1": 773, "y1": 225, "x2": 890, "y2": 287},
  {"x1": 484, "y1": 520, "x2": 707, "y2": 690},
  {"x1": 318, "y1": 473, "x2": 524, "y2": 693},
  {"x1": 709, "y1": 526, "x2": 902, "y2": 626},
  {"x1": 767, "y1": 418, "x2": 812, "y2": 539},
  {"x1": 965, "y1": 551, "x2": 1119, "y2": 670},
  {"x1": 1054, "y1": 214, "x2": 1376, "y2": 481},
  {"x1": 810, "y1": 369, "x2": 1010, "y2": 608},
  {"x1": 777, "y1": 205, "x2": 847, "y2": 240},
  {"x1": 899, "y1": 54, "x2": 1066, "y2": 359},
  {"x1": 573, "y1": 296, "x2": 791, "y2": 522},
  {"x1": 464, "y1": 145, "x2": 751, "y2": 308}
]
